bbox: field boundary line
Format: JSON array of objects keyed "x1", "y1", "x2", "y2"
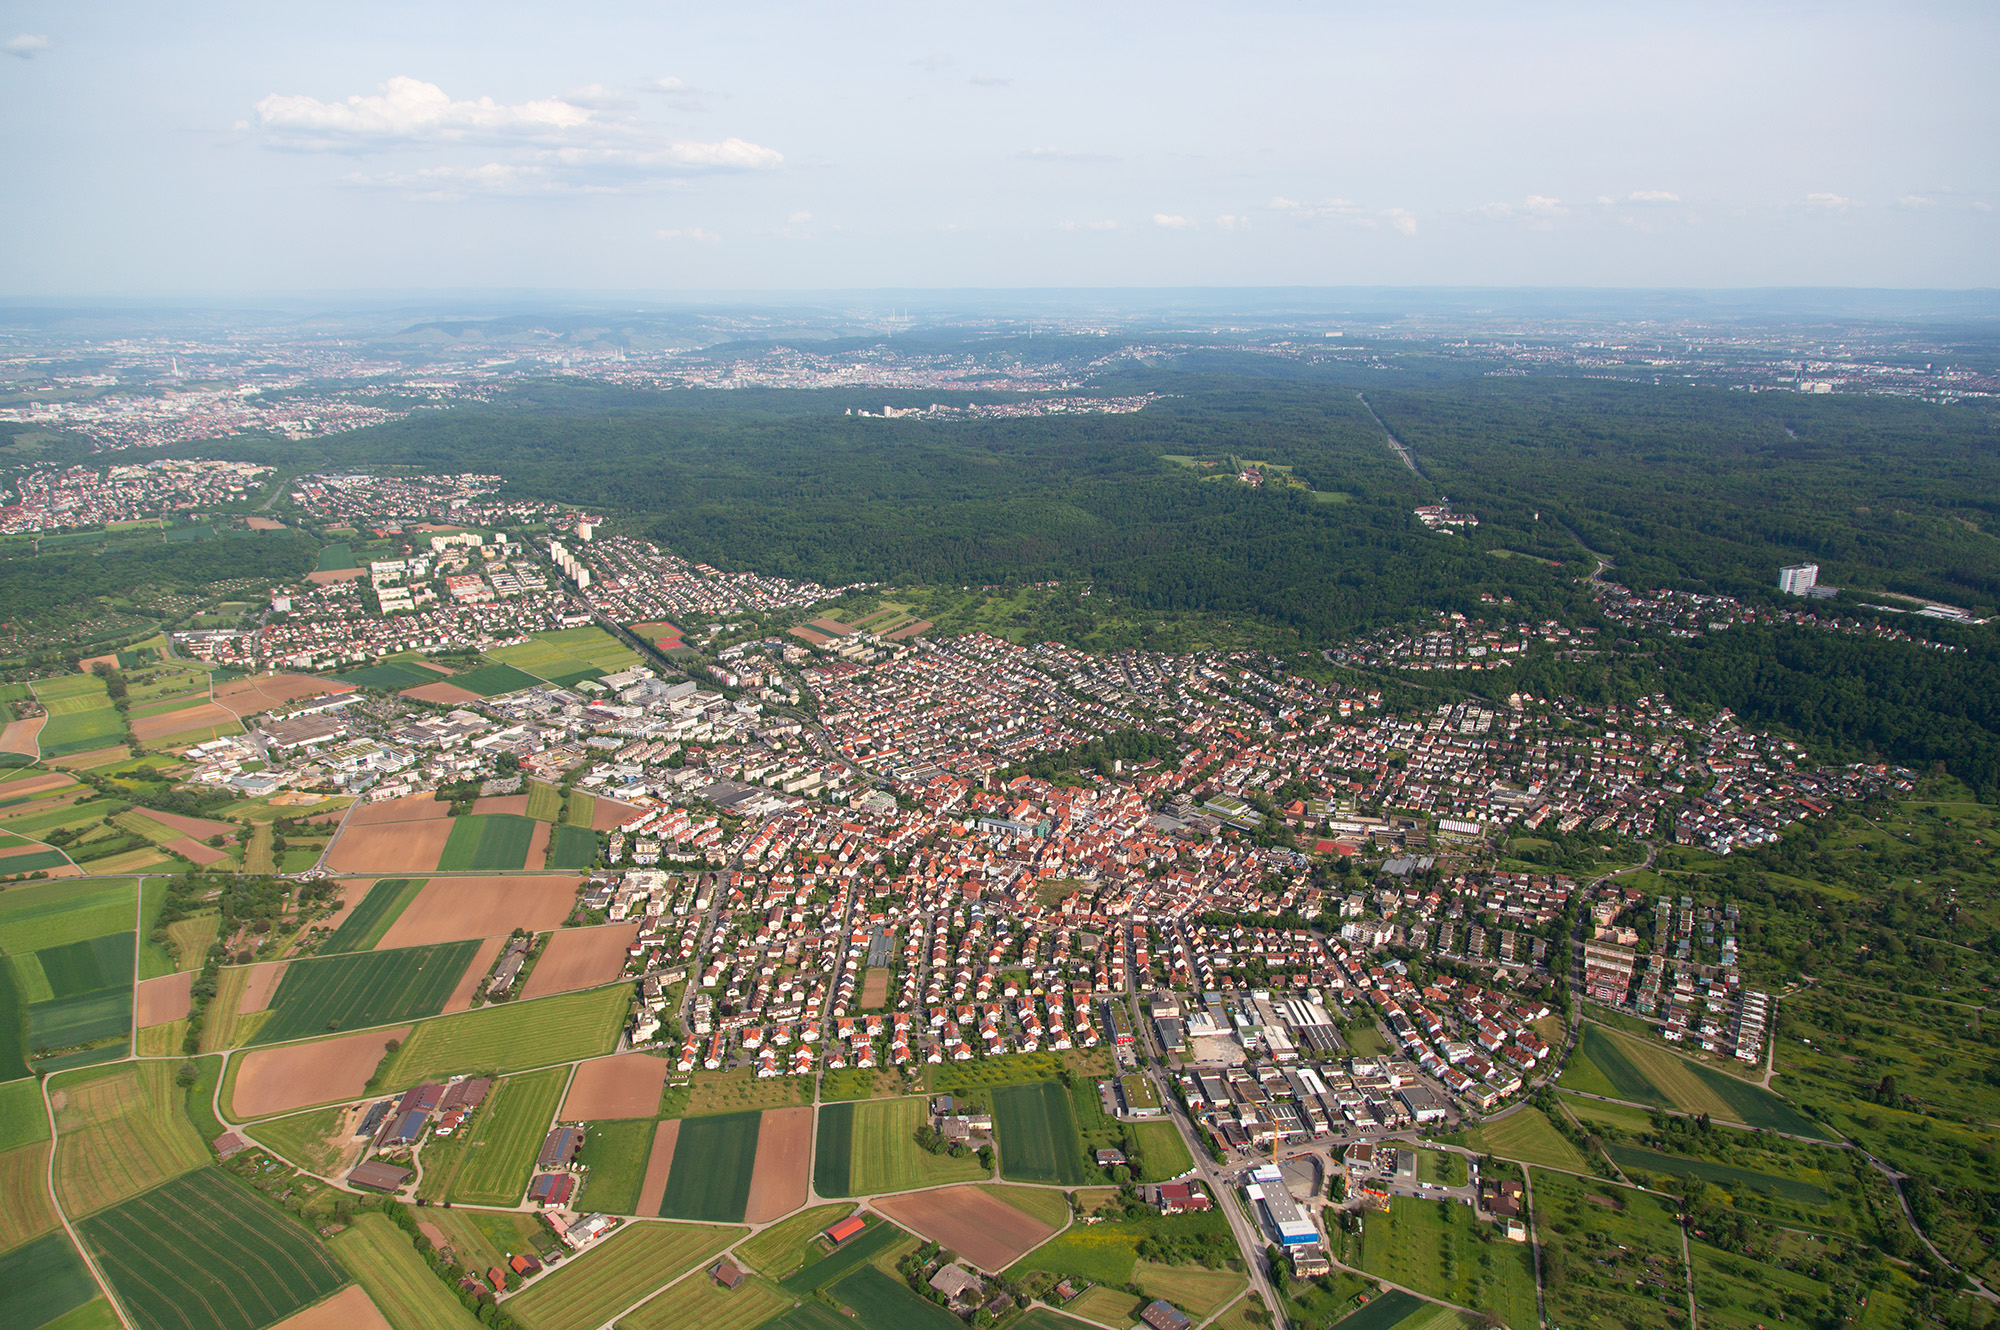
[{"x1": 40, "y1": 1072, "x2": 138, "y2": 1330}]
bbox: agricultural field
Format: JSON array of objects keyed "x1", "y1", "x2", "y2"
[
  {"x1": 1532, "y1": 1168, "x2": 1691, "y2": 1330},
  {"x1": 23, "y1": 931, "x2": 136, "y2": 1061},
  {"x1": 926, "y1": 1048, "x2": 1106, "y2": 1096},
  {"x1": 1317, "y1": 1290, "x2": 1425, "y2": 1330},
  {"x1": 830, "y1": 1265, "x2": 961, "y2": 1330},
  {"x1": 1008, "y1": 1204, "x2": 1235, "y2": 1288},
  {"x1": 328, "y1": 1213, "x2": 483, "y2": 1330},
  {"x1": 441, "y1": 663, "x2": 542, "y2": 698},
  {"x1": 78, "y1": 1168, "x2": 351, "y2": 1330},
  {"x1": 814, "y1": 1097, "x2": 989, "y2": 1197},
  {"x1": 50, "y1": 1060, "x2": 209, "y2": 1216},
  {"x1": 383, "y1": 984, "x2": 627, "y2": 1084},
  {"x1": 1355, "y1": 1196, "x2": 1536, "y2": 1330},
  {"x1": 249, "y1": 1106, "x2": 348, "y2": 1175},
  {"x1": 574, "y1": 1117, "x2": 656, "y2": 1214},
  {"x1": 0, "y1": 1230, "x2": 101, "y2": 1330},
  {"x1": 503, "y1": 1220, "x2": 740, "y2": 1330},
  {"x1": 993, "y1": 1080, "x2": 1090, "y2": 1185},
  {"x1": 660, "y1": 1110, "x2": 761, "y2": 1222},
  {"x1": 1455, "y1": 1107, "x2": 1588, "y2": 1172},
  {"x1": 524, "y1": 780, "x2": 563, "y2": 821},
  {"x1": 619, "y1": 1261, "x2": 789, "y2": 1330},
  {"x1": 450, "y1": 1066, "x2": 570, "y2": 1206},
  {"x1": 328, "y1": 659, "x2": 436, "y2": 691},
  {"x1": 0, "y1": 1140, "x2": 58, "y2": 1252},
  {"x1": 676, "y1": 1064, "x2": 813, "y2": 1116},
  {"x1": 1606, "y1": 1145, "x2": 1829, "y2": 1205},
  {"x1": 252, "y1": 941, "x2": 479, "y2": 1044},
  {"x1": 1130, "y1": 1260, "x2": 1248, "y2": 1320},
  {"x1": 0, "y1": 878, "x2": 137, "y2": 955},
  {"x1": 437, "y1": 814, "x2": 537, "y2": 871},
  {"x1": 0, "y1": 1074, "x2": 52, "y2": 1147},
  {"x1": 34, "y1": 676, "x2": 125, "y2": 759},
  {"x1": 736, "y1": 1202, "x2": 855, "y2": 1276},
  {"x1": 1561, "y1": 1024, "x2": 1830, "y2": 1139},
  {"x1": 779, "y1": 1216, "x2": 907, "y2": 1294},
  {"x1": 317, "y1": 879, "x2": 424, "y2": 954},
  {"x1": 545, "y1": 824, "x2": 598, "y2": 870},
  {"x1": 1130, "y1": 1120, "x2": 1196, "y2": 1180}
]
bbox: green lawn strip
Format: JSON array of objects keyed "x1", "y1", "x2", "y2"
[
  {"x1": 545, "y1": 825, "x2": 598, "y2": 870},
  {"x1": 1455, "y1": 1107, "x2": 1588, "y2": 1172},
  {"x1": 438, "y1": 814, "x2": 537, "y2": 871},
  {"x1": 0, "y1": 880, "x2": 137, "y2": 954},
  {"x1": 136, "y1": 879, "x2": 175, "y2": 980},
  {"x1": 736, "y1": 1202, "x2": 856, "y2": 1276},
  {"x1": 524, "y1": 781, "x2": 563, "y2": 821},
  {"x1": 450, "y1": 1066, "x2": 571, "y2": 1206},
  {"x1": 329, "y1": 1211, "x2": 483, "y2": 1330},
  {"x1": 779, "y1": 1216, "x2": 907, "y2": 1294},
  {"x1": 844, "y1": 1096, "x2": 988, "y2": 1194},
  {"x1": 573, "y1": 1117, "x2": 655, "y2": 1214},
  {"x1": 76, "y1": 1168, "x2": 350, "y2": 1330},
  {"x1": 813, "y1": 1100, "x2": 855, "y2": 1197},
  {"x1": 1417, "y1": 1150, "x2": 1468, "y2": 1187},
  {"x1": 318, "y1": 878, "x2": 425, "y2": 954},
  {"x1": 252, "y1": 941, "x2": 480, "y2": 1045},
  {"x1": 994, "y1": 1080, "x2": 1090, "y2": 1186},
  {"x1": 384, "y1": 985, "x2": 629, "y2": 1084},
  {"x1": 29, "y1": 988, "x2": 133, "y2": 1051},
  {"x1": 660, "y1": 1110, "x2": 762, "y2": 1222},
  {"x1": 0, "y1": 1230, "x2": 98, "y2": 1330},
  {"x1": 1130, "y1": 1120, "x2": 1196, "y2": 1181},
  {"x1": 447, "y1": 664, "x2": 542, "y2": 698},
  {"x1": 504, "y1": 1219, "x2": 742, "y2": 1330},
  {"x1": 1604, "y1": 1145, "x2": 1830, "y2": 1205},
  {"x1": 616, "y1": 1264, "x2": 789, "y2": 1330},
  {"x1": 1357, "y1": 1195, "x2": 1535, "y2": 1330},
  {"x1": 830, "y1": 1265, "x2": 961, "y2": 1330},
  {"x1": 0, "y1": 1076, "x2": 51, "y2": 1147}
]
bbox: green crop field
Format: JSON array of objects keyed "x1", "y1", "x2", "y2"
[
  {"x1": 450, "y1": 1065, "x2": 570, "y2": 1206},
  {"x1": 136, "y1": 880, "x2": 175, "y2": 980},
  {"x1": 0, "y1": 850, "x2": 71, "y2": 874},
  {"x1": 994, "y1": 1081, "x2": 1090, "y2": 1185},
  {"x1": 0, "y1": 966, "x2": 26, "y2": 1080},
  {"x1": 486, "y1": 628, "x2": 639, "y2": 680},
  {"x1": 37, "y1": 933, "x2": 133, "y2": 998},
  {"x1": 813, "y1": 1101, "x2": 853, "y2": 1196},
  {"x1": 1358, "y1": 1195, "x2": 1536, "y2": 1330},
  {"x1": 78, "y1": 1168, "x2": 350, "y2": 1330},
  {"x1": 252, "y1": 940, "x2": 479, "y2": 1044},
  {"x1": 736, "y1": 1202, "x2": 855, "y2": 1276},
  {"x1": 1564, "y1": 1025, "x2": 1830, "y2": 1139},
  {"x1": 38, "y1": 706, "x2": 126, "y2": 759},
  {"x1": 545, "y1": 824, "x2": 598, "y2": 870},
  {"x1": 329, "y1": 660, "x2": 436, "y2": 691},
  {"x1": 328, "y1": 1212, "x2": 482, "y2": 1330},
  {"x1": 248, "y1": 1107, "x2": 346, "y2": 1174},
  {"x1": 1008, "y1": 1207, "x2": 1232, "y2": 1287},
  {"x1": 1131, "y1": 1261, "x2": 1246, "y2": 1320},
  {"x1": 29, "y1": 988, "x2": 132, "y2": 1051},
  {"x1": 574, "y1": 1116, "x2": 653, "y2": 1214},
  {"x1": 0, "y1": 1076, "x2": 49, "y2": 1147},
  {"x1": 1325, "y1": 1290, "x2": 1425, "y2": 1330},
  {"x1": 832, "y1": 1266, "x2": 961, "y2": 1330},
  {"x1": 437, "y1": 814, "x2": 537, "y2": 871},
  {"x1": 1131, "y1": 1120, "x2": 1196, "y2": 1180},
  {"x1": 780, "y1": 1217, "x2": 905, "y2": 1293},
  {"x1": 620, "y1": 1261, "x2": 789, "y2": 1330},
  {"x1": 0, "y1": 1230, "x2": 99, "y2": 1330},
  {"x1": 1605, "y1": 1145, "x2": 1830, "y2": 1204},
  {"x1": 850, "y1": 1096, "x2": 988, "y2": 1194},
  {"x1": 318, "y1": 878, "x2": 424, "y2": 954},
  {"x1": 505, "y1": 1220, "x2": 740, "y2": 1330},
  {"x1": 0, "y1": 880, "x2": 137, "y2": 955},
  {"x1": 383, "y1": 984, "x2": 628, "y2": 1083},
  {"x1": 443, "y1": 663, "x2": 541, "y2": 698},
  {"x1": 1457, "y1": 1107, "x2": 1588, "y2": 1172},
  {"x1": 661, "y1": 1110, "x2": 761, "y2": 1222},
  {"x1": 752, "y1": 1302, "x2": 855, "y2": 1330},
  {"x1": 1533, "y1": 1168, "x2": 1689, "y2": 1330},
  {"x1": 525, "y1": 780, "x2": 563, "y2": 821},
  {"x1": 50, "y1": 1061, "x2": 209, "y2": 1217}
]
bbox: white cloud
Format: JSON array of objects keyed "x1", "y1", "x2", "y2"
[
  {"x1": 788, "y1": 210, "x2": 812, "y2": 224},
  {"x1": 1269, "y1": 196, "x2": 1415, "y2": 234},
  {"x1": 1059, "y1": 219, "x2": 1119, "y2": 231},
  {"x1": 657, "y1": 227, "x2": 720, "y2": 243},
  {"x1": 4, "y1": 33, "x2": 50, "y2": 58},
  {"x1": 1525, "y1": 195, "x2": 1567, "y2": 216},
  {"x1": 1386, "y1": 209, "x2": 1418, "y2": 237},
  {"x1": 1215, "y1": 214, "x2": 1250, "y2": 230},
  {"x1": 256, "y1": 76, "x2": 595, "y2": 147},
  {"x1": 1626, "y1": 189, "x2": 1681, "y2": 205},
  {"x1": 1474, "y1": 196, "x2": 1567, "y2": 228},
  {"x1": 1153, "y1": 213, "x2": 1195, "y2": 229},
  {"x1": 1804, "y1": 192, "x2": 1860, "y2": 211}
]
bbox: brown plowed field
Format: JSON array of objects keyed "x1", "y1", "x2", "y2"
[
  {"x1": 324, "y1": 819, "x2": 453, "y2": 874},
  {"x1": 344, "y1": 795, "x2": 452, "y2": 826},
  {"x1": 443, "y1": 936, "x2": 504, "y2": 1013},
  {"x1": 0, "y1": 717, "x2": 43, "y2": 756},
  {"x1": 883, "y1": 621, "x2": 932, "y2": 642},
  {"x1": 526, "y1": 820, "x2": 550, "y2": 865},
  {"x1": 167, "y1": 837, "x2": 230, "y2": 865},
  {"x1": 519, "y1": 922, "x2": 637, "y2": 1000},
  {"x1": 873, "y1": 1187, "x2": 1058, "y2": 1273},
  {"x1": 0, "y1": 771, "x2": 79, "y2": 799},
  {"x1": 306, "y1": 568, "x2": 368, "y2": 585},
  {"x1": 375, "y1": 877, "x2": 581, "y2": 949},
  {"x1": 141, "y1": 808, "x2": 237, "y2": 839},
  {"x1": 239, "y1": 960, "x2": 290, "y2": 1013},
  {"x1": 51, "y1": 745, "x2": 128, "y2": 768},
  {"x1": 591, "y1": 798, "x2": 644, "y2": 831},
  {"x1": 860, "y1": 968, "x2": 889, "y2": 1008},
  {"x1": 402, "y1": 681, "x2": 481, "y2": 705},
  {"x1": 563, "y1": 1054, "x2": 668, "y2": 1120},
  {"x1": 132, "y1": 702, "x2": 238, "y2": 742},
  {"x1": 232, "y1": 1025, "x2": 412, "y2": 1118},
  {"x1": 245, "y1": 516, "x2": 285, "y2": 530},
  {"x1": 135, "y1": 971, "x2": 193, "y2": 1025},
  {"x1": 212, "y1": 673, "x2": 352, "y2": 716},
  {"x1": 271, "y1": 1278, "x2": 393, "y2": 1330},
  {"x1": 636, "y1": 1119, "x2": 680, "y2": 1216},
  {"x1": 471, "y1": 794, "x2": 529, "y2": 817},
  {"x1": 745, "y1": 1106, "x2": 813, "y2": 1224}
]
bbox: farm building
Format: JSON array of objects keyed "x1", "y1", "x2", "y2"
[
  {"x1": 212, "y1": 1130, "x2": 250, "y2": 1159},
  {"x1": 538, "y1": 1125, "x2": 584, "y2": 1168},
  {"x1": 928, "y1": 1265, "x2": 985, "y2": 1305},
  {"x1": 398, "y1": 1082, "x2": 447, "y2": 1114},
  {"x1": 379, "y1": 1110, "x2": 429, "y2": 1147},
  {"x1": 711, "y1": 1260, "x2": 747, "y2": 1289},
  {"x1": 440, "y1": 1077, "x2": 492, "y2": 1111},
  {"x1": 824, "y1": 1216, "x2": 867, "y2": 1245},
  {"x1": 356, "y1": 1099, "x2": 394, "y2": 1138},
  {"x1": 348, "y1": 1160, "x2": 413, "y2": 1193},
  {"x1": 1141, "y1": 1300, "x2": 1193, "y2": 1330},
  {"x1": 1149, "y1": 1182, "x2": 1212, "y2": 1214},
  {"x1": 528, "y1": 1173, "x2": 576, "y2": 1207}
]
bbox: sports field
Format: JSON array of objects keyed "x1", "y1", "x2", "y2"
[
  {"x1": 994, "y1": 1080, "x2": 1091, "y2": 1185},
  {"x1": 78, "y1": 1168, "x2": 350, "y2": 1330},
  {"x1": 504, "y1": 1220, "x2": 740, "y2": 1330},
  {"x1": 832, "y1": 1266, "x2": 962, "y2": 1330},
  {"x1": 0, "y1": 1230, "x2": 99, "y2": 1330},
  {"x1": 545, "y1": 824, "x2": 598, "y2": 870},
  {"x1": 450, "y1": 1065, "x2": 570, "y2": 1206},
  {"x1": 51, "y1": 1061, "x2": 208, "y2": 1216},
  {"x1": 382, "y1": 984, "x2": 627, "y2": 1083},
  {"x1": 252, "y1": 940, "x2": 480, "y2": 1044},
  {"x1": 1457, "y1": 1107, "x2": 1588, "y2": 1171},
  {"x1": 815, "y1": 1097, "x2": 989, "y2": 1196},
  {"x1": 1563, "y1": 1024, "x2": 1830, "y2": 1138},
  {"x1": 0, "y1": 879, "x2": 137, "y2": 954},
  {"x1": 572, "y1": 1116, "x2": 653, "y2": 1213},
  {"x1": 486, "y1": 628, "x2": 639, "y2": 687},
  {"x1": 329, "y1": 1212, "x2": 482, "y2": 1330},
  {"x1": 660, "y1": 1110, "x2": 763, "y2": 1222},
  {"x1": 437, "y1": 814, "x2": 537, "y2": 871},
  {"x1": 620, "y1": 1260, "x2": 788, "y2": 1330},
  {"x1": 318, "y1": 879, "x2": 424, "y2": 954}
]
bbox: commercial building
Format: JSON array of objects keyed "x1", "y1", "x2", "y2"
[{"x1": 1778, "y1": 563, "x2": 1819, "y2": 596}]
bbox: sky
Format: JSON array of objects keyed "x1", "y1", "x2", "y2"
[{"x1": 2, "y1": 1, "x2": 1995, "y2": 296}]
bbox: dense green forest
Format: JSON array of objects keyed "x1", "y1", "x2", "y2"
[{"x1": 0, "y1": 530, "x2": 316, "y2": 620}]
